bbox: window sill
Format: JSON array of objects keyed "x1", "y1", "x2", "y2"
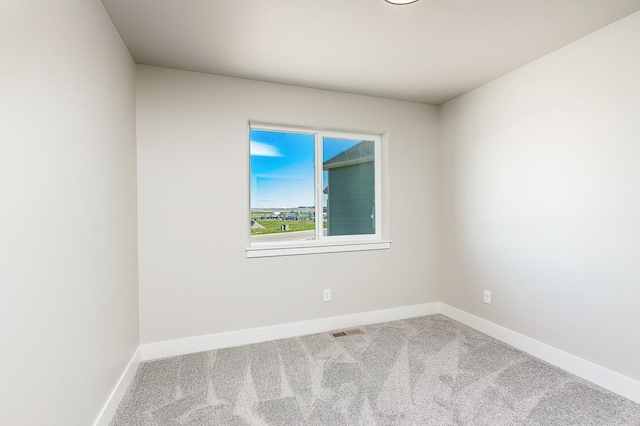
[{"x1": 246, "y1": 240, "x2": 391, "y2": 258}]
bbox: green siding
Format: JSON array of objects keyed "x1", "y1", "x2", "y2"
[{"x1": 326, "y1": 161, "x2": 375, "y2": 236}]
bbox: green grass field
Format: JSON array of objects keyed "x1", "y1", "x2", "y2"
[{"x1": 251, "y1": 220, "x2": 315, "y2": 235}]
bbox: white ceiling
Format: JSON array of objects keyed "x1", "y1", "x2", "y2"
[{"x1": 102, "y1": 0, "x2": 640, "y2": 105}]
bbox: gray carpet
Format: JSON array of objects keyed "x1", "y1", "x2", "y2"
[{"x1": 110, "y1": 314, "x2": 640, "y2": 425}]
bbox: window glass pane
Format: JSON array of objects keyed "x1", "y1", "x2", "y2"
[
  {"x1": 250, "y1": 130, "x2": 316, "y2": 243},
  {"x1": 322, "y1": 138, "x2": 376, "y2": 236}
]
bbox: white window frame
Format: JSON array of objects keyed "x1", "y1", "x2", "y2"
[{"x1": 247, "y1": 122, "x2": 391, "y2": 258}]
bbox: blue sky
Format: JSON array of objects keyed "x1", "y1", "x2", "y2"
[{"x1": 250, "y1": 130, "x2": 358, "y2": 209}]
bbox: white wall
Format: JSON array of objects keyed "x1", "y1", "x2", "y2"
[
  {"x1": 440, "y1": 11, "x2": 640, "y2": 381},
  {"x1": 136, "y1": 65, "x2": 439, "y2": 344},
  {"x1": 0, "y1": 2, "x2": 139, "y2": 425}
]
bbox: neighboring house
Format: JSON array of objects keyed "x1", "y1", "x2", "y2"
[
  {"x1": 322, "y1": 141, "x2": 375, "y2": 236},
  {"x1": 284, "y1": 210, "x2": 299, "y2": 220}
]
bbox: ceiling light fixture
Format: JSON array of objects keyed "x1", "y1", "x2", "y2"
[{"x1": 385, "y1": 0, "x2": 420, "y2": 4}]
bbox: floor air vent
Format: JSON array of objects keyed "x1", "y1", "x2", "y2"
[{"x1": 330, "y1": 328, "x2": 364, "y2": 338}]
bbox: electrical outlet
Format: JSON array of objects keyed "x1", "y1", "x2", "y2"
[
  {"x1": 484, "y1": 290, "x2": 492, "y2": 304},
  {"x1": 323, "y1": 289, "x2": 331, "y2": 302}
]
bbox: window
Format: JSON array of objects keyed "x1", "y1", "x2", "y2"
[{"x1": 248, "y1": 123, "x2": 389, "y2": 257}]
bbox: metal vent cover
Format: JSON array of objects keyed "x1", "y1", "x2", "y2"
[{"x1": 330, "y1": 328, "x2": 364, "y2": 338}]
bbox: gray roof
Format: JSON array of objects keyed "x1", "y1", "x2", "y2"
[{"x1": 323, "y1": 141, "x2": 374, "y2": 170}]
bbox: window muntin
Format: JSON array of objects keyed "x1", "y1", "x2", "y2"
[{"x1": 249, "y1": 123, "x2": 384, "y2": 255}]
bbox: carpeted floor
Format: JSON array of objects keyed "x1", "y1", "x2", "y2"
[{"x1": 110, "y1": 314, "x2": 640, "y2": 425}]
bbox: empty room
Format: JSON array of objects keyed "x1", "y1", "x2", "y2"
[{"x1": 2, "y1": 0, "x2": 639, "y2": 425}]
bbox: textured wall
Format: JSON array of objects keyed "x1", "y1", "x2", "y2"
[
  {"x1": 0, "y1": 2, "x2": 139, "y2": 425},
  {"x1": 440, "y1": 11, "x2": 640, "y2": 381},
  {"x1": 136, "y1": 65, "x2": 439, "y2": 344}
]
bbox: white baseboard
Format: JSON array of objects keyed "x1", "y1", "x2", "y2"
[
  {"x1": 140, "y1": 303, "x2": 439, "y2": 361},
  {"x1": 114, "y1": 301, "x2": 638, "y2": 415},
  {"x1": 440, "y1": 303, "x2": 640, "y2": 404},
  {"x1": 93, "y1": 347, "x2": 141, "y2": 426}
]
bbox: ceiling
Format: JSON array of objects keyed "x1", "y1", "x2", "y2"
[{"x1": 101, "y1": 0, "x2": 640, "y2": 105}]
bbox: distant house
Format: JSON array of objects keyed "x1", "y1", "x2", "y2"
[{"x1": 322, "y1": 141, "x2": 375, "y2": 236}]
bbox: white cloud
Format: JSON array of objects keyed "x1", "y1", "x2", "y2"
[{"x1": 250, "y1": 141, "x2": 283, "y2": 157}]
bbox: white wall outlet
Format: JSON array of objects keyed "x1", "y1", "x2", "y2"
[
  {"x1": 484, "y1": 290, "x2": 492, "y2": 304},
  {"x1": 323, "y1": 289, "x2": 331, "y2": 302}
]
